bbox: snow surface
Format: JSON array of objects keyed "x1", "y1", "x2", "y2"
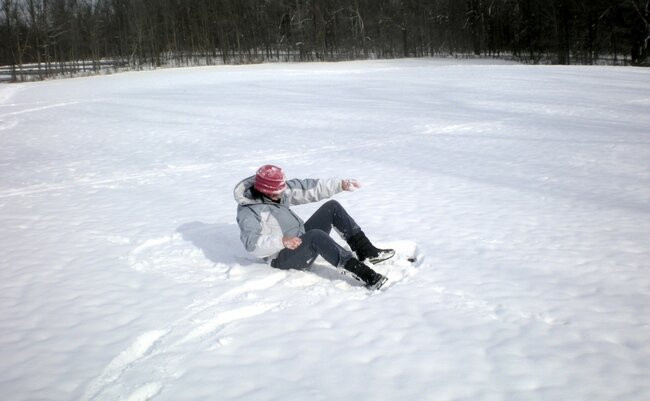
[{"x1": 1, "y1": 59, "x2": 649, "y2": 401}]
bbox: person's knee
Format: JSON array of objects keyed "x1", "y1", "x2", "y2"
[
  {"x1": 324, "y1": 199, "x2": 341, "y2": 209},
  {"x1": 323, "y1": 199, "x2": 344, "y2": 215}
]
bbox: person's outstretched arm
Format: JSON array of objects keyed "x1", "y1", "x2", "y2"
[{"x1": 285, "y1": 178, "x2": 360, "y2": 205}]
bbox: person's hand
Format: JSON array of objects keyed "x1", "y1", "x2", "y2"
[
  {"x1": 282, "y1": 236, "x2": 302, "y2": 250},
  {"x1": 342, "y1": 179, "x2": 361, "y2": 191}
]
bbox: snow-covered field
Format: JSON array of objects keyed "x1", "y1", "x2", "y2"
[{"x1": 1, "y1": 59, "x2": 649, "y2": 401}]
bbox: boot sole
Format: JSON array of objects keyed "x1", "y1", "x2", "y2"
[
  {"x1": 366, "y1": 275, "x2": 388, "y2": 291},
  {"x1": 368, "y1": 250, "x2": 396, "y2": 265}
]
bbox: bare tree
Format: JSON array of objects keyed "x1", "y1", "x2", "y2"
[{"x1": 2, "y1": 0, "x2": 648, "y2": 82}]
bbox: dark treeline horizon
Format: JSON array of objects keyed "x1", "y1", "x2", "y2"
[{"x1": 1, "y1": 0, "x2": 649, "y2": 80}]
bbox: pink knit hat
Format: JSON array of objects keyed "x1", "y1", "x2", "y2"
[{"x1": 254, "y1": 165, "x2": 287, "y2": 195}]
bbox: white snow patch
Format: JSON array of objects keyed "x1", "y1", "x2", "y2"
[
  {"x1": 81, "y1": 330, "x2": 168, "y2": 401},
  {"x1": 181, "y1": 303, "x2": 279, "y2": 343},
  {"x1": 122, "y1": 382, "x2": 163, "y2": 401}
]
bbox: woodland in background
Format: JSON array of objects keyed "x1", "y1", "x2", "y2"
[{"x1": 1, "y1": 0, "x2": 649, "y2": 81}]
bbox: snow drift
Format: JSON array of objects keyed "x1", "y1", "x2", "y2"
[{"x1": 1, "y1": 59, "x2": 649, "y2": 401}]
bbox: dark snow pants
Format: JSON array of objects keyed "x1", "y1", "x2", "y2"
[{"x1": 271, "y1": 200, "x2": 361, "y2": 270}]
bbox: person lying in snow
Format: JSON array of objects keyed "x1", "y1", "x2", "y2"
[{"x1": 234, "y1": 165, "x2": 395, "y2": 290}]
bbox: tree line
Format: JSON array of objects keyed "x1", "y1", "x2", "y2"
[{"x1": 1, "y1": 0, "x2": 649, "y2": 81}]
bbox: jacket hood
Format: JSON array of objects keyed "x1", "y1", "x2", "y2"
[{"x1": 233, "y1": 176, "x2": 258, "y2": 205}]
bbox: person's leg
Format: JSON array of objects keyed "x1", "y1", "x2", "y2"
[
  {"x1": 305, "y1": 200, "x2": 394, "y2": 264},
  {"x1": 348, "y1": 230, "x2": 395, "y2": 264},
  {"x1": 271, "y1": 229, "x2": 388, "y2": 290},
  {"x1": 304, "y1": 200, "x2": 360, "y2": 240},
  {"x1": 271, "y1": 229, "x2": 354, "y2": 270}
]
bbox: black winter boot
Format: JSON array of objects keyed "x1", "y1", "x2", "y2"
[
  {"x1": 347, "y1": 231, "x2": 396, "y2": 264},
  {"x1": 343, "y1": 258, "x2": 388, "y2": 290}
]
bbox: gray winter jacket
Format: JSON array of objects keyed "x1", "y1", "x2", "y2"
[{"x1": 234, "y1": 175, "x2": 343, "y2": 262}]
